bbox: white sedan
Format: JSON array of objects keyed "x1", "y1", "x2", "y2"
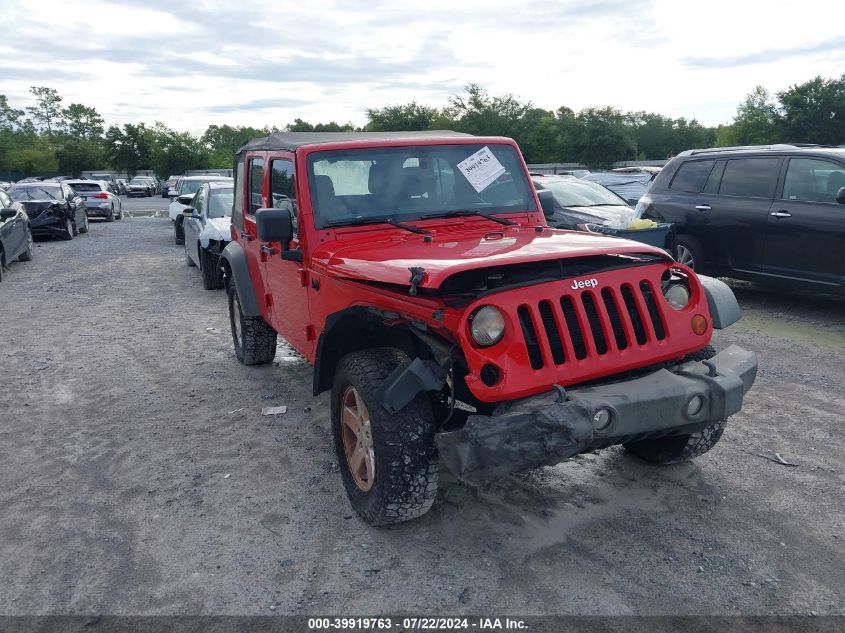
[
  {"x1": 182, "y1": 182, "x2": 234, "y2": 289},
  {"x1": 169, "y1": 175, "x2": 233, "y2": 244}
]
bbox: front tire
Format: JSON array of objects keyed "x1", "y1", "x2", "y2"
[
  {"x1": 18, "y1": 228, "x2": 34, "y2": 261},
  {"x1": 676, "y1": 235, "x2": 703, "y2": 270},
  {"x1": 624, "y1": 420, "x2": 728, "y2": 464},
  {"x1": 78, "y1": 213, "x2": 89, "y2": 234},
  {"x1": 174, "y1": 220, "x2": 184, "y2": 245},
  {"x1": 62, "y1": 217, "x2": 74, "y2": 240},
  {"x1": 332, "y1": 349, "x2": 439, "y2": 526},
  {"x1": 200, "y1": 247, "x2": 224, "y2": 290},
  {"x1": 227, "y1": 283, "x2": 276, "y2": 365}
]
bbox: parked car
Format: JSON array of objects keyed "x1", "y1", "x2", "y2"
[
  {"x1": 583, "y1": 168, "x2": 661, "y2": 206},
  {"x1": 66, "y1": 180, "x2": 123, "y2": 221},
  {"x1": 169, "y1": 175, "x2": 233, "y2": 244},
  {"x1": 0, "y1": 188, "x2": 33, "y2": 282},
  {"x1": 115, "y1": 178, "x2": 128, "y2": 195},
  {"x1": 17, "y1": 177, "x2": 44, "y2": 183},
  {"x1": 182, "y1": 182, "x2": 234, "y2": 289},
  {"x1": 163, "y1": 175, "x2": 180, "y2": 198},
  {"x1": 7, "y1": 182, "x2": 88, "y2": 239},
  {"x1": 88, "y1": 173, "x2": 118, "y2": 190},
  {"x1": 220, "y1": 131, "x2": 757, "y2": 526},
  {"x1": 637, "y1": 144, "x2": 845, "y2": 294},
  {"x1": 0, "y1": 182, "x2": 13, "y2": 190},
  {"x1": 531, "y1": 175, "x2": 636, "y2": 229},
  {"x1": 127, "y1": 177, "x2": 154, "y2": 197}
]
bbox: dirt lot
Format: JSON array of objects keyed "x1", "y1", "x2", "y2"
[{"x1": 0, "y1": 200, "x2": 843, "y2": 616}]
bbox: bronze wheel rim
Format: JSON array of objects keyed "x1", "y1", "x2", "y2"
[{"x1": 341, "y1": 385, "x2": 375, "y2": 492}]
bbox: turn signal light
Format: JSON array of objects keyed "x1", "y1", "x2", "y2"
[{"x1": 691, "y1": 314, "x2": 708, "y2": 335}]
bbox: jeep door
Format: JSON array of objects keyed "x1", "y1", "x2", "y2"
[
  {"x1": 764, "y1": 156, "x2": 845, "y2": 288},
  {"x1": 260, "y1": 155, "x2": 313, "y2": 356},
  {"x1": 234, "y1": 152, "x2": 273, "y2": 320},
  {"x1": 695, "y1": 156, "x2": 782, "y2": 275}
]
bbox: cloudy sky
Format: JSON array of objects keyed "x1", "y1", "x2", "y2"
[{"x1": 2, "y1": 0, "x2": 843, "y2": 134}]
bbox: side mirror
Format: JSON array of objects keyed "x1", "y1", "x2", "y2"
[
  {"x1": 537, "y1": 189, "x2": 555, "y2": 218},
  {"x1": 837, "y1": 187, "x2": 845, "y2": 204},
  {"x1": 176, "y1": 194, "x2": 194, "y2": 206},
  {"x1": 0, "y1": 208, "x2": 15, "y2": 221},
  {"x1": 256, "y1": 207, "x2": 301, "y2": 261}
]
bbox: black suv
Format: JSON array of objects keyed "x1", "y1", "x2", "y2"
[{"x1": 637, "y1": 144, "x2": 845, "y2": 294}]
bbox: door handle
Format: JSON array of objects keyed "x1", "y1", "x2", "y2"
[
  {"x1": 770, "y1": 211, "x2": 792, "y2": 218},
  {"x1": 695, "y1": 204, "x2": 712, "y2": 211},
  {"x1": 260, "y1": 244, "x2": 277, "y2": 255}
]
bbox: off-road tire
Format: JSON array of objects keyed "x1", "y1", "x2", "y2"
[
  {"x1": 200, "y1": 247, "x2": 223, "y2": 290},
  {"x1": 174, "y1": 220, "x2": 184, "y2": 245},
  {"x1": 624, "y1": 420, "x2": 728, "y2": 464},
  {"x1": 331, "y1": 348, "x2": 439, "y2": 526},
  {"x1": 18, "y1": 228, "x2": 33, "y2": 261},
  {"x1": 683, "y1": 344, "x2": 716, "y2": 363},
  {"x1": 227, "y1": 283, "x2": 276, "y2": 365}
]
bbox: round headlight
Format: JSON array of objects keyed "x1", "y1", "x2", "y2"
[
  {"x1": 663, "y1": 283, "x2": 690, "y2": 310},
  {"x1": 469, "y1": 306, "x2": 506, "y2": 347}
]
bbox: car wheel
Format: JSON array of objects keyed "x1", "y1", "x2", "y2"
[
  {"x1": 106, "y1": 205, "x2": 115, "y2": 222},
  {"x1": 174, "y1": 220, "x2": 184, "y2": 245},
  {"x1": 624, "y1": 420, "x2": 728, "y2": 465},
  {"x1": 227, "y1": 282, "x2": 276, "y2": 365},
  {"x1": 117, "y1": 206, "x2": 124, "y2": 220},
  {"x1": 186, "y1": 244, "x2": 196, "y2": 267},
  {"x1": 675, "y1": 235, "x2": 703, "y2": 270},
  {"x1": 200, "y1": 247, "x2": 224, "y2": 290},
  {"x1": 61, "y1": 217, "x2": 74, "y2": 240},
  {"x1": 79, "y1": 213, "x2": 89, "y2": 234},
  {"x1": 331, "y1": 348, "x2": 439, "y2": 526},
  {"x1": 18, "y1": 227, "x2": 34, "y2": 262}
]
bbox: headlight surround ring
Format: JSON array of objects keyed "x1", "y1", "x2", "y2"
[{"x1": 469, "y1": 305, "x2": 506, "y2": 347}]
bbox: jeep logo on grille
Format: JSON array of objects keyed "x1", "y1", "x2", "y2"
[{"x1": 571, "y1": 278, "x2": 599, "y2": 290}]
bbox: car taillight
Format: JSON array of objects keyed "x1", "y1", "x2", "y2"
[{"x1": 93, "y1": 192, "x2": 109, "y2": 199}]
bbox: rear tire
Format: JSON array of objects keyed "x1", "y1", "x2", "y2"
[
  {"x1": 78, "y1": 213, "x2": 89, "y2": 234},
  {"x1": 174, "y1": 220, "x2": 184, "y2": 245},
  {"x1": 200, "y1": 247, "x2": 223, "y2": 290},
  {"x1": 227, "y1": 283, "x2": 276, "y2": 365},
  {"x1": 62, "y1": 217, "x2": 74, "y2": 240},
  {"x1": 331, "y1": 349, "x2": 439, "y2": 526},
  {"x1": 186, "y1": 246, "x2": 196, "y2": 267},
  {"x1": 106, "y1": 205, "x2": 115, "y2": 222}
]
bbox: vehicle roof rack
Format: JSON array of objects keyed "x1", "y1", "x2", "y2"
[{"x1": 681, "y1": 143, "x2": 834, "y2": 156}]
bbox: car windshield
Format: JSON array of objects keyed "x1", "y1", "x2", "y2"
[
  {"x1": 130, "y1": 179, "x2": 147, "y2": 185},
  {"x1": 306, "y1": 143, "x2": 537, "y2": 228},
  {"x1": 9, "y1": 186, "x2": 59, "y2": 201},
  {"x1": 539, "y1": 179, "x2": 628, "y2": 207},
  {"x1": 180, "y1": 179, "x2": 229, "y2": 195},
  {"x1": 207, "y1": 189, "x2": 234, "y2": 218}
]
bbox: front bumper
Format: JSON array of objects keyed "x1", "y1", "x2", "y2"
[
  {"x1": 436, "y1": 345, "x2": 757, "y2": 482},
  {"x1": 84, "y1": 203, "x2": 112, "y2": 217}
]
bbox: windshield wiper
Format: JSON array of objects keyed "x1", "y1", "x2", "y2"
[
  {"x1": 420, "y1": 209, "x2": 516, "y2": 226},
  {"x1": 324, "y1": 217, "x2": 430, "y2": 234}
]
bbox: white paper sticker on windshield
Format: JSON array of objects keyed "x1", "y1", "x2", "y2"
[{"x1": 457, "y1": 146, "x2": 506, "y2": 193}]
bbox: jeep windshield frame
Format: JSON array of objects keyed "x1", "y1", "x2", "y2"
[{"x1": 305, "y1": 143, "x2": 538, "y2": 230}]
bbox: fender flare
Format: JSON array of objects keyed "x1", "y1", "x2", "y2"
[
  {"x1": 221, "y1": 241, "x2": 261, "y2": 316},
  {"x1": 698, "y1": 275, "x2": 741, "y2": 329}
]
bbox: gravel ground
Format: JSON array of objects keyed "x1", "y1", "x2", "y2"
[{"x1": 0, "y1": 200, "x2": 843, "y2": 616}]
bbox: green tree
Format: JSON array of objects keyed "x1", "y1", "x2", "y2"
[
  {"x1": 26, "y1": 86, "x2": 63, "y2": 135},
  {"x1": 105, "y1": 123, "x2": 154, "y2": 177},
  {"x1": 777, "y1": 75, "x2": 845, "y2": 144},
  {"x1": 150, "y1": 123, "x2": 208, "y2": 177},
  {"x1": 56, "y1": 139, "x2": 104, "y2": 176},
  {"x1": 201, "y1": 124, "x2": 277, "y2": 168},
  {"x1": 732, "y1": 86, "x2": 780, "y2": 145},
  {"x1": 61, "y1": 103, "x2": 104, "y2": 140},
  {"x1": 364, "y1": 102, "x2": 449, "y2": 131},
  {"x1": 287, "y1": 118, "x2": 355, "y2": 132},
  {"x1": 448, "y1": 83, "x2": 530, "y2": 139},
  {"x1": 567, "y1": 107, "x2": 636, "y2": 168}
]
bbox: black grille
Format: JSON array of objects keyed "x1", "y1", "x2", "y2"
[{"x1": 516, "y1": 279, "x2": 666, "y2": 369}]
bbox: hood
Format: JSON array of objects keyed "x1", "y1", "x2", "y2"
[
  {"x1": 550, "y1": 204, "x2": 634, "y2": 228},
  {"x1": 202, "y1": 217, "x2": 231, "y2": 241},
  {"x1": 311, "y1": 224, "x2": 670, "y2": 290}
]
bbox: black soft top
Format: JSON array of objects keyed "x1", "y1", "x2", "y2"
[{"x1": 237, "y1": 130, "x2": 472, "y2": 154}]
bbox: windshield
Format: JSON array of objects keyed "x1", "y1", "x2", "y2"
[
  {"x1": 180, "y1": 178, "x2": 230, "y2": 196},
  {"x1": 539, "y1": 179, "x2": 628, "y2": 207},
  {"x1": 9, "y1": 186, "x2": 59, "y2": 201},
  {"x1": 207, "y1": 189, "x2": 234, "y2": 218},
  {"x1": 130, "y1": 179, "x2": 148, "y2": 185},
  {"x1": 306, "y1": 143, "x2": 537, "y2": 228}
]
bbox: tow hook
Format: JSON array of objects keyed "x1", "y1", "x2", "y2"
[{"x1": 408, "y1": 267, "x2": 425, "y2": 296}]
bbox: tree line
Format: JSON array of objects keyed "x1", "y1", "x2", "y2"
[{"x1": 1, "y1": 75, "x2": 843, "y2": 179}]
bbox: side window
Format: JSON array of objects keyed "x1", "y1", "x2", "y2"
[
  {"x1": 194, "y1": 188, "x2": 206, "y2": 216},
  {"x1": 0, "y1": 191, "x2": 11, "y2": 207},
  {"x1": 718, "y1": 158, "x2": 780, "y2": 198},
  {"x1": 233, "y1": 156, "x2": 245, "y2": 230},
  {"x1": 782, "y1": 158, "x2": 845, "y2": 204},
  {"x1": 270, "y1": 158, "x2": 297, "y2": 238},
  {"x1": 669, "y1": 160, "x2": 714, "y2": 194},
  {"x1": 248, "y1": 157, "x2": 264, "y2": 215}
]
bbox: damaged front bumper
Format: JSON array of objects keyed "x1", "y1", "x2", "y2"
[{"x1": 436, "y1": 345, "x2": 757, "y2": 482}]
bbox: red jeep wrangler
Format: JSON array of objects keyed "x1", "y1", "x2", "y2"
[{"x1": 221, "y1": 131, "x2": 757, "y2": 526}]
